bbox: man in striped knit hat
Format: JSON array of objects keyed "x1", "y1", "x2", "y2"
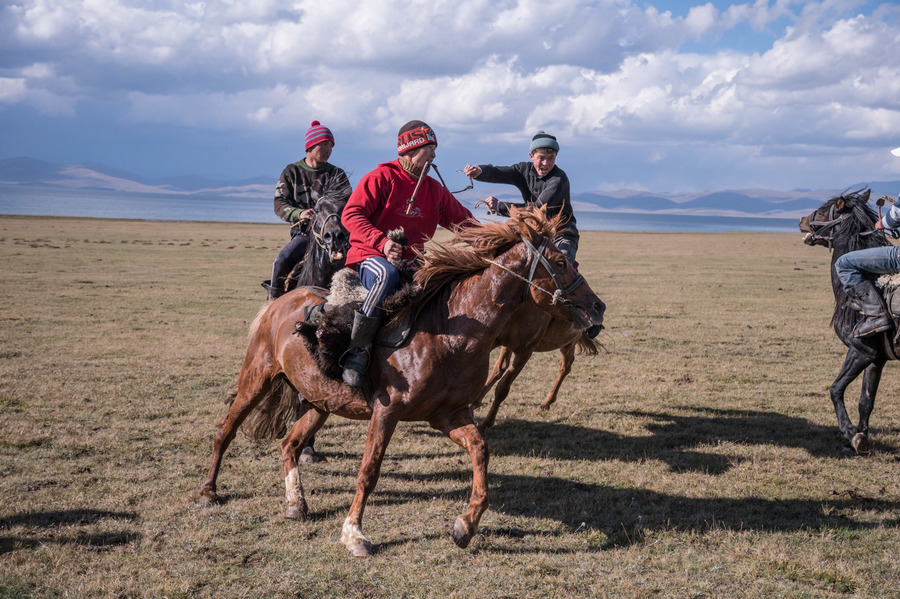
[{"x1": 266, "y1": 120, "x2": 353, "y2": 299}]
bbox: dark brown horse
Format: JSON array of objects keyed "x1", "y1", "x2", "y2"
[
  {"x1": 199, "y1": 207, "x2": 605, "y2": 556},
  {"x1": 475, "y1": 305, "x2": 599, "y2": 432},
  {"x1": 286, "y1": 194, "x2": 349, "y2": 291},
  {"x1": 799, "y1": 189, "x2": 895, "y2": 454}
]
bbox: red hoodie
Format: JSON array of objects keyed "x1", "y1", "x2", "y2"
[{"x1": 342, "y1": 160, "x2": 475, "y2": 268}]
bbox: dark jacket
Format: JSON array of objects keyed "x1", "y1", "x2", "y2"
[
  {"x1": 273, "y1": 160, "x2": 352, "y2": 228},
  {"x1": 474, "y1": 162, "x2": 577, "y2": 235}
]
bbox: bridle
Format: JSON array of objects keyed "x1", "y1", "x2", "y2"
[
  {"x1": 310, "y1": 212, "x2": 347, "y2": 252},
  {"x1": 805, "y1": 204, "x2": 851, "y2": 248},
  {"x1": 486, "y1": 236, "x2": 587, "y2": 307},
  {"x1": 805, "y1": 203, "x2": 885, "y2": 248}
]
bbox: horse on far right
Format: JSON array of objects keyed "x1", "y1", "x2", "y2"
[{"x1": 799, "y1": 188, "x2": 899, "y2": 454}]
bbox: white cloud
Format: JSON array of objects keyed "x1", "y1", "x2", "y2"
[
  {"x1": 1, "y1": 0, "x2": 899, "y2": 190},
  {"x1": 0, "y1": 78, "x2": 28, "y2": 103}
]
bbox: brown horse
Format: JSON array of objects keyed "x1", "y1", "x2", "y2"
[
  {"x1": 198, "y1": 207, "x2": 605, "y2": 556},
  {"x1": 476, "y1": 306, "x2": 600, "y2": 432}
]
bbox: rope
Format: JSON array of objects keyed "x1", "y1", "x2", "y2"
[{"x1": 484, "y1": 258, "x2": 564, "y2": 304}]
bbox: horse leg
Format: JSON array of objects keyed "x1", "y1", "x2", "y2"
[
  {"x1": 199, "y1": 358, "x2": 275, "y2": 505},
  {"x1": 280, "y1": 403, "x2": 330, "y2": 521},
  {"x1": 479, "y1": 349, "x2": 533, "y2": 433},
  {"x1": 472, "y1": 347, "x2": 511, "y2": 410},
  {"x1": 539, "y1": 341, "x2": 575, "y2": 411},
  {"x1": 341, "y1": 405, "x2": 400, "y2": 557},
  {"x1": 829, "y1": 348, "x2": 874, "y2": 451},
  {"x1": 433, "y1": 411, "x2": 489, "y2": 549},
  {"x1": 852, "y1": 359, "x2": 885, "y2": 455}
]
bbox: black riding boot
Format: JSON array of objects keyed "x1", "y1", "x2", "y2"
[
  {"x1": 340, "y1": 311, "x2": 382, "y2": 388},
  {"x1": 848, "y1": 281, "x2": 891, "y2": 338}
]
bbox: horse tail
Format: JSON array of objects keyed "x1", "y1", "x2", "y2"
[
  {"x1": 239, "y1": 374, "x2": 297, "y2": 441},
  {"x1": 228, "y1": 303, "x2": 298, "y2": 440}
]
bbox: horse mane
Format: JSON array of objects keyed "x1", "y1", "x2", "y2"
[
  {"x1": 829, "y1": 188, "x2": 884, "y2": 254},
  {"x1": 410, "y1": 206, "x2": 564, "y2": 310},
  {"x1": 826, "y1": 188, "x2": 890, "y2": 332}
]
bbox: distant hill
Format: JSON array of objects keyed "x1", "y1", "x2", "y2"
[
  {"x1": 1, "y1": 156, "x2": 897, "y2": 219},
  {"x1": 0, "y1": 157, "x2": 272, "y2": 198}
]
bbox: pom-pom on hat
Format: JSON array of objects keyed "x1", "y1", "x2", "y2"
[
  {"x1": 305, "y1": 121, "x2": 335, "y2": 152},
  {"x1": 397, "y1": 120, "x2": 437, "y2": 155},
  {"x1": 529, "y1": 131, "x2": 559, "y2": 154}
]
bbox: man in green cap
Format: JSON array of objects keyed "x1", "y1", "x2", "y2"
[
  {"x1": 464, "y1": 130, "x2": 579, "y2": 264},
  {"x1": 465, "y1": 131, "x2": 600, "y2": 337}
]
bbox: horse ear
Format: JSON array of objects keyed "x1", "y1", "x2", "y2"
[
  {"x1": 836, "y1": 197, "x2": 845, "y2": 212},
  {"x1": 862, "y1": 189, "x2": 871, "y2": 201},
  {"x1": 516, "y1": 213, "x2": 541, "y2": 244}
]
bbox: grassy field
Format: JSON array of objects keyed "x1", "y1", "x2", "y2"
[{"x1": 1, "y1": 214, "x2": 899, "y2": 598}]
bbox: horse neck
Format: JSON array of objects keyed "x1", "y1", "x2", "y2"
[
  {"x1": 442, "y1": 245, "x2": 538, "y2": 346},
  {"x1": 828, "y1": 229, "x2": 886, "y2": 296},
  {"x1": 295, "y1": 245, "x2": 333, "y2": 288},
  {"x1": 828, "y1": 228, "x2": 884, "y2": 336}
]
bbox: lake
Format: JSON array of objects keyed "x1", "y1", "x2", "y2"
[{"x1": 0, "y1": 185, "x2": 800, "y2": 233}]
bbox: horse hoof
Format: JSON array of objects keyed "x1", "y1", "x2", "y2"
[
  {"x1": 285, "y1": 502, "x2": 309, "y2": 521},
  {"x1": 449, "y1": 518, "x2": 472, "y2": 549},
  {"x1": 851, "y1": 433, "x2": 871, "y2": 456},
  {"x1": 198, "y1": 492, "x2": 219, "y2": 507},
  {"x1": 299, "y1": 446, "x2": 327, "y2": 464},
  {"x1": 346, "y1": 542, "x2": 373, "y2": 558}
]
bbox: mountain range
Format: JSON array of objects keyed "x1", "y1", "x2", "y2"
[{"x1": 1, "y1": 156, "x2": 897, "y2": 219}]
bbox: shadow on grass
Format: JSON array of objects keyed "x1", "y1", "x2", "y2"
[
  {"x1": 362, "y1": 470, "x2": 900, "y2": 554},
  {"x1": 0, "y1": 509, "x2": 141, "y2": 555},
  {"x1": 482, "y1": 406, "x2": 892, "y2": 470}
]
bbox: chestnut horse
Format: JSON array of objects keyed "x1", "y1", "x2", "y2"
[
  {"x1": 475, "y1": 306, "x2": 599, "y2": 432},
  {"x1": 199, "y1": 207, "x2": 605, "y2": 556}
]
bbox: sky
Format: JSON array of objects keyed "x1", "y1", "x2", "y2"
[{"x1": 1, "y1": 0, "x2": 899, "y2": 194}]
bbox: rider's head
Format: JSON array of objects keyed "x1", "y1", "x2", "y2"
[
  {"x1": 397, "y1": 120, "x2": 437, "y2": 169},
  {"x1": 305, "y1": 121, "x2": 335, "y2": 152},
  {"x1": 529, "y1": 131, "x2": 559, "y2": 177},
  {"x1": 398, "y1": 121, "x2": 437, "y2": 154},
  {"x1": 305, "y1": 120, "x2": 335, "y2": 166}
]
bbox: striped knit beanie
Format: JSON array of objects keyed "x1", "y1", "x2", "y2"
[
  {"x1": 304, "y1": 121, "x2": 335, "y2": 152},
  {"x1": 529, "y1": 131, "x2": 559, "y2": 154},
  {"x1": 397, "y1": 120, "x2": 437, "y2": 155}
]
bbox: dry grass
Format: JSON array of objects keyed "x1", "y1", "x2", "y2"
[{"x1": 1, "y1": 215, "x2": 899, "y2": 598}]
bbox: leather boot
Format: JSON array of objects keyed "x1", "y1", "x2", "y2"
[
  {"x1": 340, "y1": 311, "x2": 382, "y2": 388},
  {"x1": 847, "y1": 281, "x2": 891, "y2": 338}
]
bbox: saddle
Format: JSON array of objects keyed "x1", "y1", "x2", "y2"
[
  {"x1": 874, "y1": 274, "x2": 900, "y2": 355},
  {"x1": 294, "y1": 268, "x2": 420, "y2": 381}
]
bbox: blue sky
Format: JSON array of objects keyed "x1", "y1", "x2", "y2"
[{"x1": 1, "y1": 0, "x2": 898, "y2": 194}]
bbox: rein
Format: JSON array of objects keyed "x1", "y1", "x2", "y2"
[{"x1": 485, "y1": 236, "x2": 586, "y2": 306}]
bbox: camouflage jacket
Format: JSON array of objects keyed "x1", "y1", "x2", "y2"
[{"x1": 273, "y1": 160, "x2": 352, "y2": 226}]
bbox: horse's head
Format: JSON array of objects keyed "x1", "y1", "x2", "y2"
[
  {"x1": 514, "y1": 208, "x2": 605, "y2": 331},
  {"x1": 310, "y1": 195, "x2": 350, "y2": 266},
  {"x1": 799, "y1": 188, "x2": 875, "y2": 249}
]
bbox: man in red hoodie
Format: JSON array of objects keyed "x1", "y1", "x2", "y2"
[{"x1": 340, "y1": 120, "x2": 475, "y2": 387}]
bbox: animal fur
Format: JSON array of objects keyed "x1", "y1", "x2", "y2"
[{"x1": 294, "y1": 259, "x2": 420, "y2": 381}]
